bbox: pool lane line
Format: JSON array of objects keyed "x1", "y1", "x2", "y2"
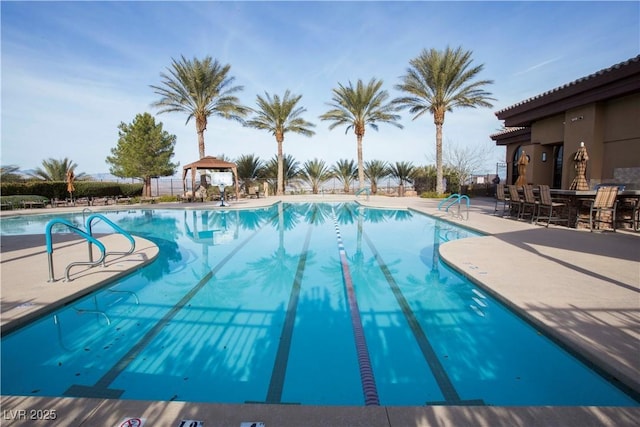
[
  {"x1": 362, "y1": 231, "x2": 484, "y2": 406},
  {"x1": 332, "y1": 212, "x2": 380, "y2": 406},
  {"x1": 263, "y1": 223, "x2": 314, "y2": 404},
  {"x1": 64, "y1": 205, "x2": 288, "y2": 399}
]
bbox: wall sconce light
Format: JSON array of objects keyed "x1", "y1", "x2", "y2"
[{"x1": 542, "y1": 152, "x2": 547, "y2": 162}]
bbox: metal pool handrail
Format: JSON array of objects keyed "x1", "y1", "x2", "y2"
[
  {"x1": 45, "y1": 218, "x2": 107, "y2": 282},
  {"x1": 355, "y1": 187, "x2": 370, "y2": 200},
  {"x1": 85, "y1": 213, "x2": 135, "y2": 262},
  {"x1": 438, "y1": 193, "x2": 470, "y2": 220}
]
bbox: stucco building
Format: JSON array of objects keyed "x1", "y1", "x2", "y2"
[{"x1": 491, "y1": 55, "x2": 640, "y2": 189}]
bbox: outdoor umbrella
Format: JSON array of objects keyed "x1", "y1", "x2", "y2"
[
  {"x1": 66, "y1": 170, "x2": 75, "y2": 201},
  {"x1": 569, "y1": 142, "x2": 589, "y2": 190},
  {"x1": 515, "y1": 150, "x2": 529, "y2": 187}
]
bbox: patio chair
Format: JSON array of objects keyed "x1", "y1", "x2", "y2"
[
  {"x1": 520, "y1": 185, "x2": 538, "y2": 222},
  {"x1": 536, "y1": 185, "x2": 570, "y2": 228},
  {"x1": 494, "y1": 184, "x2": 510, "y2": 216},
  {"x1": 577, "y1": 186, "x2": 619, "y2": 232},
  {"x1": 615, "y1": 196, "x2": 639, "y2": 231},
  {"x1": 507, "y1": 185, "x2": 523, "y2": 219}
]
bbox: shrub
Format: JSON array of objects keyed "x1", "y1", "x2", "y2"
[
  {"x1": 420, "y1": 191, "x2": 451, "y2": 199},
  {"x1": 0, "y1": 181, "x2": 143, "y2": 199}
]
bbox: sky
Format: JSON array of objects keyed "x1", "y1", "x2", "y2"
[{"x1": 1, "y1": 0, "x2": 639, "y2": 178}]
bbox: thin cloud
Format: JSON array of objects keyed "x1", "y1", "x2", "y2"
[{"x1": 514, "y1": 57, "x2": 564, "y2": 76}]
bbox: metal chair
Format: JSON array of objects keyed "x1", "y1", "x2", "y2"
[
  {"x1": 577, "y1": 186, "x2": 619, "y2": 232},
  {"x1": 507, "y1": 185, "x2": 523, "y2": 219},
  {"x1": 536, "y1": 185, "x2": 570, "y2": 228},
  {"x1": 616, "y1": 197, "x2": 639, "y2": 231},
  {"x1": 494, "y1": 184, "x2": 510, "y2": 217},
  {"x1": 520, "y1": 185, "x2": 538, "y2": 222}
]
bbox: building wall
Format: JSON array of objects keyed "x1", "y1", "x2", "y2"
[
  {"x1": 503, "y1": 92, "x2": 640, "y2": 189},
  {"x1": 529, "y1": 115, "x2": 564, "y2": 186},
  {"x1": 602, "y1": 93, "x2": 640, "y2": 188}
]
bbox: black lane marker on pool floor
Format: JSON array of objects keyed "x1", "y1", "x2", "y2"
[
  {"x1": 264, "y1": 224, "x2": 313, "y2": 404},
  {"x1": 363, "y1": 231, "x2": 484, "y2": 406},
  {"x1": 64, "y1": 205, "x2": 287, "y2": 399},
  {"x1": 333, "y1": 212, "x2": 380, "y2": 406}
]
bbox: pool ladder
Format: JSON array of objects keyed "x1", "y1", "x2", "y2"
[
  {"x1": 438, "y1": 193, "x2": 470, "y2": 220},
  {"x1": 46, "y1": 213, "x2": 136, "y2": 282},
  {"x1": 355, "y1": 187, "x2": 371, "y2": 201}
]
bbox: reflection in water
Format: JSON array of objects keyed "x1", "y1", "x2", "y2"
[{"x1": 1, "y1": 203, "x2": 635, "y2": 407}]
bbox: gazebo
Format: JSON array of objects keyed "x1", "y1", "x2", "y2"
[{"x1": 182, "y1": 156, "x2": 240, "y2": 201}]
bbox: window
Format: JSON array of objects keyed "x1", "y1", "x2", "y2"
[
  {"x1": 552, "y1": 145, "x2": 564, "y2": 189},
  {"x1": 512, "y1": 146, "x2": 524, "y2": 184}
]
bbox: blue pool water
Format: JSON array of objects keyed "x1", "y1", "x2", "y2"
[{"x1": 1, "y1": 203, "x2": 637, "y2": 406}]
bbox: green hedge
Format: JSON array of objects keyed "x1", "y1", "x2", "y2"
[{"x1": 0, "y1": 181, "x2": 144, "y2": 199}]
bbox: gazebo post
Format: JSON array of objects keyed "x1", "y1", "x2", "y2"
[
  {"x1": 182, "y1": 168, "x2": 188, "y2": 197},
  {"x1": 191, "y1": 167, "x2": 197, "y2": 199}
]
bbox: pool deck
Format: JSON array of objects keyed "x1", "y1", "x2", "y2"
[{"x1": 1, "y1": 195, "x2": 639, "y2": 426}]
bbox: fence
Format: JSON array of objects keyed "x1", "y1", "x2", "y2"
[{"x1": 101, "y1": 176, "x2": 485, "y2": 197}]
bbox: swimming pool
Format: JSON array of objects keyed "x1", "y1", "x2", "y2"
[{"x1": 1, "y1": 203, "x2": 637, "y2": 406}]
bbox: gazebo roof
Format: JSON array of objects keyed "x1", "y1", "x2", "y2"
[{"x1": 182, "y1": 156, "x2": 237, "y2": 171}]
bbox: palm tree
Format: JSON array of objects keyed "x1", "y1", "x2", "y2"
[
  {"x1": 331, "y1": 159, "x2": 357, "y2": 193},
  {"x1": 0, "y1": 165, "x2": 22, "y2": 182},
  {"x1": 150, "y1": 55, "x2": 248, "y2": 159},
  {"x1": 29, "y1": 158, "x2": 84, "y2": 181},
  {"x1": 300, "y1": 158, "x2": 333, "y2": 194},
  {"x1": 320, "y1": 78, "x2": 403, "y2": 190},
  {"x1": 394, "y1": 46, "x2": 494, "y2": 194},
  {"x1": 388, "y1": 161, "x2": 415, "y2": 197},
  {"x1": 363, "y1": 160, "x2": 389, "y2": 195},
  {"x1": 235, "y1": 154, "x2": 264, "y2": 192},
  {"x1": 264, "y1": 154, "x2": 300, "y2": 195},
  {"x1": 245, "y1": 90, "x2": 316, "y2": 195}
]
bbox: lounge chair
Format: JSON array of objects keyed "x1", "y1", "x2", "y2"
[
  {"x1": 91, "y1": 197, "x2": 110, "y2": 206},
  {"x1": 577, "y1": 186, "x2": 619, "y2": 232},
  {"x1": 536, "y1": 185, "x2": 570, "y2": 228}
]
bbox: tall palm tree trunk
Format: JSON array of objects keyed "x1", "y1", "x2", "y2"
[
  {"x1": 435, "y1": 123, "x2": 444, "y2": 194},
  {"x1": 196, "y1": 117, "x2": 207, "y2": 159},
  {"x1": 435, "y1": 109, "x2": 445, "y2": 195},
  {"x1": 276, "y1": 136, "x2": 284, "y2": 196},
  {"x1": 196, "y1": 118, "x2": 208, "y2": 186},
  {"x1": 356, "y1": 134, "x2": 365, "y2": 190}
]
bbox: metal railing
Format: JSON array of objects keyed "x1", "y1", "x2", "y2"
[
  {"x1": 45, "y1": 213, "x2": 136, "y2": 282},
  {"x1": 85, "y1": 213, "x2": 135, "y2": 262},
  {"x1": 45, "y1": 219, "x2": 107, "y2": 282},
  {"x1": 355, "y1": 187, "x2": 371, "y2": 201},
  {"x1": 438, "y1": 194, "x2": 470, "y2": 220}
]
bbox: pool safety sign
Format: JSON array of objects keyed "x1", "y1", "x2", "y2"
[
  {"x1": 178, "y1": 421, "x2": 204, "y2": 427},
  {"x1": 117, "y1": 418, "x2": 146, "y2": 427}
]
